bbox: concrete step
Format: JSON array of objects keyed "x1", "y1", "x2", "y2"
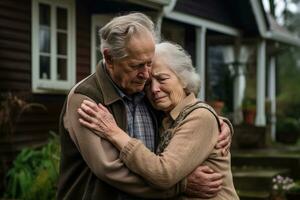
[
  {"x1": 232, "y1": 148, "x2": 300, "y2": 179},
  {"x1": 233, "y1": 167, "x2": 290, "y2": 192},
  {"x1": 237, "y1": 190, "x2": 270, "y2": 200}
]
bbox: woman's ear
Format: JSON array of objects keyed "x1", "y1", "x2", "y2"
[{"x1": 181, "y1": 80, "x2": 188, "y2": 89}]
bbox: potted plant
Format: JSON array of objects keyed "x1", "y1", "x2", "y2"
[
  {"x1": 271, "y1": 175, "x2": 294, "y2": 200},
  {"x1": 242, "y1": 97, "x2": 256, "y2": 125},
  {"x1": 209, "y1": 100, "x2": 224, "y2": 115}
]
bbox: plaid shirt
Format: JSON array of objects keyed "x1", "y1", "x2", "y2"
[
  {"x1": 105, "y1": 67, "x2": 155, "y2": 200},
  {"x1": 117, "y1": 89, "x2": 155, "y2": 152},
  {"x1": 116, "y1": 90, "x2": 155, "y2": 200}
]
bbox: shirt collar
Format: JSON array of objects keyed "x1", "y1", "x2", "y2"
[{"x1": 169, "y1": 93, "x2": 197, "y2": 120}]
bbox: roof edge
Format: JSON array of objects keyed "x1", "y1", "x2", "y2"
[{"x1": 126, "y1": 0, "x2": 170, "y2": 10}]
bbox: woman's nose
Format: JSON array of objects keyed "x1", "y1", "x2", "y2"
[{"x1": 151, "y1": 80, "x2": 160, "y2": 93}]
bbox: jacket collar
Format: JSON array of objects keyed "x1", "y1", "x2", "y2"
[{"x1": 95, "y1": 61, "x2": 123, "y2": 106}]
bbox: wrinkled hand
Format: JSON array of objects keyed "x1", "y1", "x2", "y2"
[
  {"x1": 185, "y1": 165, "x2": 223, "y2": 198},
  {"x1": 215, "y1": 118, "x2": 231, "y2": 156},
  {"x1": 77, "y1": 100, "x2": 120, "y2": 138}
]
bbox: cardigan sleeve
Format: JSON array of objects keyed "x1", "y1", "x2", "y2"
[
  {"x1": 120, "y1": 108, "x2": 220, "y2": 189},
  {"x1": 220, "y1": 116, "x2": 234, "y2": 136},
  {"x1": 65, "y1": 91, "x2": 185, "y2": 198}
]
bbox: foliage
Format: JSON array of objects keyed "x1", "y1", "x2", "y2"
[
  {"x1": 4, "y1": 132, "x2": 60, "y2": 200},
  {"x1": 276, "y1": 117, "x2": 300, "y2": 133},
  {"x1": 242, "y1": 97, "x2": 256, "y2": 110},
  {"x1": 289, "y1": 180, "x2": 300, "y2": 192},
  {"x1": 0, "y1": 92, "x2": 47, "y2": 134}
]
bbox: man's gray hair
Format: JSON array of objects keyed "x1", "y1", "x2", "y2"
[
  {"x1": 155, "y1": 42, "x2": 201, "y2": 95},
  {"x1": 99, "y1": 12, "x2": 157, "y2": 60}
]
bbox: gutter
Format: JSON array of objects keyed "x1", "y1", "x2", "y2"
[{"x1": 250, "y1": 0, "x2": 300, "y2": 47}]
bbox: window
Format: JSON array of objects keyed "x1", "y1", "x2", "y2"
[
  {"x1": 32, "y1": 0, "x2": 75, "y2": 93},
  {"x1": 91, "y1": 15, "x2": 113, "y2": 73}
]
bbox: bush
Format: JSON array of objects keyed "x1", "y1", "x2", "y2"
[
  {"x1": 4, "y1": 132, "x2": 60, "y2": 200},
  {"x1": 277, "y1": 118, "x2": 300, "y2": 133},
  {"x1": 276, "y1": 117, "x2": 300, "y2": 144}
]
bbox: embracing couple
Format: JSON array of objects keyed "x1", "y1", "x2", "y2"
[{"x1": 57, "y1": 12, "x2": 239, "y2": 200}]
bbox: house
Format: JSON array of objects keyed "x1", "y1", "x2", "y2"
[{"x1": 1, "y1": 0, "x2": 300, "y2": 187}]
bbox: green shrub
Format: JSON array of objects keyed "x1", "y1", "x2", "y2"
[
  {"x1": 277, "y1": 117, "x2": 300, "y2": 133},
  {"x1": 4, "y1": 132, "x2": 60, "y2": 200}
]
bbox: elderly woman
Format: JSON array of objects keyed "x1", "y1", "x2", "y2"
[{"x1": 78, "y1": 42, "x2": 239, "y2": 200}]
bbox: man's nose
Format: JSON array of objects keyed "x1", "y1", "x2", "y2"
[{"x1": 137, "y1": 66, "x2": 150, "y2": 79}]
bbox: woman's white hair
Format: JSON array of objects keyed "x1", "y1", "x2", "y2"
[
  {"x1": 99, "y1": 12, "x2": 157, "y2": 60},
  {"x1": 155, "y1": 42, "x2": 201, "y2": 95}
]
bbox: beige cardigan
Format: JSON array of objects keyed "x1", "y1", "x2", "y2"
[{"x1": 120, "y1": 94, "x2": 239, "y2": 200}]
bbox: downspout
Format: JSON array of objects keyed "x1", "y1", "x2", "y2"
[
  {"x1": 156, "y1": 0, "x2": 178, "y2": 40},
  {"x1": 249, "y1": 0, "x2": 268, "y2": 37}
]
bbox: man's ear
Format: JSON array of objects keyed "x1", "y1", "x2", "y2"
[{"x1": 103, "y1": 49, "x2": 113, "y2": 66}]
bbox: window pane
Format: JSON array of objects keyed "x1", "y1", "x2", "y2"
[
  {"x1": 57, "y1": 7, "x2": 67, "y2": 30},
  {"x1": 57, "y1": 33, "x2": 67, "y2": 55},
  {"x1": 39, "y1": 4, "x2": 50, "y2": 26},
  {"x1": 39, "y1": 27, "x2": 50, "y2": 53},
  {"x1": 40, "y1": 56, "x2": 51, "y2": 79},
  {"x1": 57, "y1": 58, "x2": 67, "y2": 80}
]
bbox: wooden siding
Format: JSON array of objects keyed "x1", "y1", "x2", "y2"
[
  {"x1": 76, "y1": 1, "x2": 91, "y2": 82},
  {"x1": 174, "y1": 0, "x2": 236, "y2": 27},
  {"x1": 0, "y1": 0, "x2": 92, "y2": 145},
  {"x1": 0, "y1": 0, "x2": 31, "y2": 92},
  {"x1": 174, "y1": 0, "x2": 259, "y2": 36}
]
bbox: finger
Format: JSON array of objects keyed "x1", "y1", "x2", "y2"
[
  {"x1": 197, "y1": 165, "x2": 214, "y2": 173},
  {"x1": 217, "y1": 127, "x2": 227, "y2": 142},
  {"x1": 98, "y1": 103, "x2": 110, "y2": 113},
  {"x1": 83, "y1": 100, "x2": 98, "y2": 110},
  {"x1": 216, "y1": 135, "x2": 230, "y2": 149},
  {"x1": 77, "y1": 108, "x2": 93, "y2": 122},
  {"x1": 208, "y1": 172, "x2": 224, "y2": 182},
  {"x1": 219, "y1": 117, "x2": 224, "y2": 126},
  {"x1": 81, "y1": 103, "x2": 98, "y2": 117},
  {"x1": 221, "y1": 146, "x2": 230, "y2": 156},
  {"x1": 79, "y1": 118, "x2": 94, "y2": 129},
  {"x1": 78, "y1": 108, "x2": 101, "y2": 126},
  {"x1": 208, "y1": 179, "x2": 223, "y2": 188}
]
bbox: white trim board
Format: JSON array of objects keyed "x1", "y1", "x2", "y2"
[
  {"x1": 91, "y1": 14, "x2": 114, "y2": 73},
  {"x1": 165, "y1": 11, "x2": 241, "y2": 36}
]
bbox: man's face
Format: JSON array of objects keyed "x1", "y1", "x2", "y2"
[{"x1": 106, "y1": 31, "x2": 155, "y2": 95}]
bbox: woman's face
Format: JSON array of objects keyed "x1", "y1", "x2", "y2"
[{"x1": 145, "y1": 56, "x2": 187, "y2": 112}]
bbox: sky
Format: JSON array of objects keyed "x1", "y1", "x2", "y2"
[{"x1": 262, "y1": 0, "x2": 299, "y2": 24}]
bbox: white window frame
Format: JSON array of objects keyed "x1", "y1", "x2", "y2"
[
  {"x1": 90, "y1": 14, "x2": 114, "y2": 73},
  {"x1": 32, "y1": 0, "x2": 76, "y2": 93}
]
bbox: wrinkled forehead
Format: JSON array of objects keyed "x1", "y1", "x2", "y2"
[{"x1": 125, "y1": 32, "x2": 155, "y2": 59}]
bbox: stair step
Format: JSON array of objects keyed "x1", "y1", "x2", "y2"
[
  {"x1": 232, "y1": 149, "x2": 300, "y2": 179},
  {"x1": 233, "y1": 168, "x2": 290, "y2": 191},
  {"x1": 237, "y1": 190, "x2": 270, "y2": 200}
]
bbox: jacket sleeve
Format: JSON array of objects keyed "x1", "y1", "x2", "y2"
[
  {"x1": 120, "y1": 108, "x2": 220, "y2": 189},
  {"x1": 64, "y1": 91, "x2": 185, "y2": 198}
]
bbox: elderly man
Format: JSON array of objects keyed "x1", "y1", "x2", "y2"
[{"x1": 57, "y1": 12, "x2": 232, "y2": 199}]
